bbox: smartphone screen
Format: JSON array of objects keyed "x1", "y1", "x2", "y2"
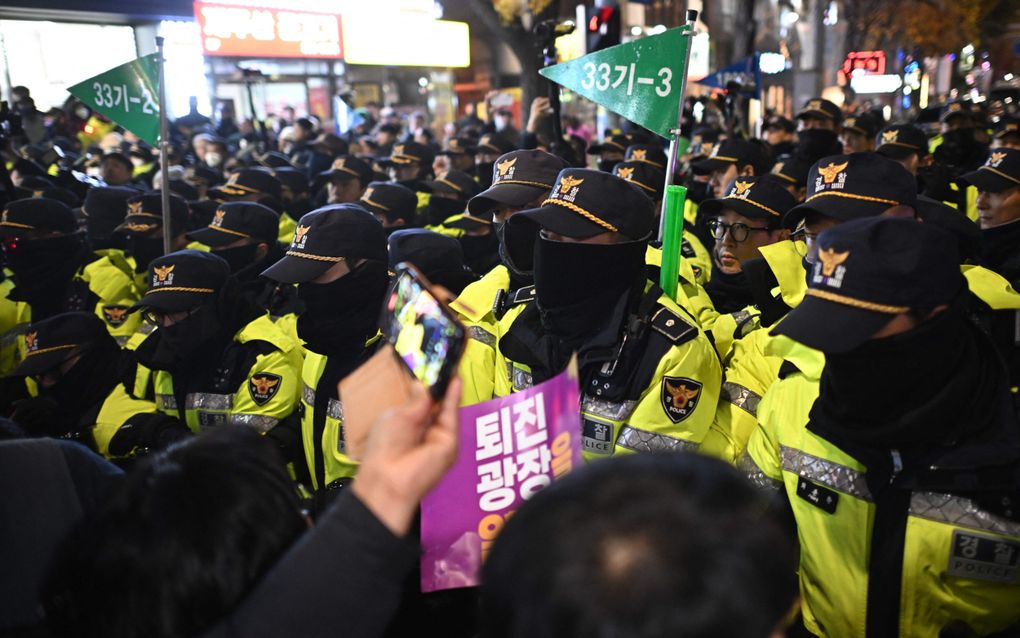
[{"x1": 382, "y1": 265, "x2": 465, "y2": 395}]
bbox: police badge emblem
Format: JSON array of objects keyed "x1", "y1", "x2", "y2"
[
  {"x1": 661, "y1": 377, "x2": 702, "y2": 423},
  {"x1": 248, "y1": 373, "x2": 282, "y2": 406}
]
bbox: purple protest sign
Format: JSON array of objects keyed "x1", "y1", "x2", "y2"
[{"x1": 420, "y1": 364, "x2": 582, "y2": 592}]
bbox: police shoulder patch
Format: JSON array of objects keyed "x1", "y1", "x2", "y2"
[
  {"x1": 102, "y1": 305, "x2": 130, "y2": 327},
  {"x1": 248, "y1": 373, "x2": 282, "y2": 406},
  {"x1": 661, "y1": 376, "x2": 703, "y2": 423},
  {"x1": 650, "y1": 307, "x2": 697, "y2": 345}
]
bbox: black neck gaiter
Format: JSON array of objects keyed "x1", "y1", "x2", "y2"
[
  {"x1": 44, "y1": 339, "x2": 125, "y2": 437},
  {"x1": 533, "y1": 235, "x2": 647, "y2": 350},
  {"x1": 809, "y1": 306, "x2": 1002, "y2": 451},
  {"x1": 704, "y1": 267, "x2": 754, "y2": 314},
  {"x1": 980, "y1": 219, "x2": 1020, "y2": 283},
  {"x1": 296, "y1": 260, "x2": 390, "y2": 359}
]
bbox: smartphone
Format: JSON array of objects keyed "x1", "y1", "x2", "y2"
[{"x1": 381, "y1": 263, "x2": 466, "y2": 399}]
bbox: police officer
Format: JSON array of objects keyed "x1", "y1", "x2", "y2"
[
  {"x1": 451, "y1": 149, "x2": 567, "y2": 405},
  {"x1": 474, "y1": 133, "x2": 516, "y2": 189},
  {"x1": 839, "y1": 112, "x2": 881, "y2": 155},
  {"x1": 130, "y1": 250, "x2": 302, "y2": 435},
  {"x1": 0, "y1": 198, "x2": 93, "y2": 324},
  {"x1": 383, "y1": 141, "x2": 435, "y2": 192},
  {"x1": 702, "y1": 153, "x2": 919, "y2": 464},
  {"x1": 92, "y1": 192, "x2": 190, "y2": 342},
  {"x1": 423, "y1": 168, "x2": 482, "y2": 228},
  {"x1": 699, "y1": 176, "x2": 796, "y2": 350},
  {"x1": 260, "y1": 205, "x2": 390, "y2": 494},
  {"x1": 794, "y1": 98, "x2": 844, "y2": 166},
  {"x1": 963, "y1": 147, "x2": 1020, "y2": 283},
  {"x1": 7, "y1": 311, "x2": 190, "y2": 461},
  {"x1": 587, "y1": 133, "x2": 636, "y2": 173},
  {"x1": 743, "y1": 217, "x2": 1020, "y2": 637},
  {"x1": 186, "y1": 201, "x2": 297, "y2": 318},
  {"x1": 992, "y1": 117, "x2": 1020, "y2": 150},
  {"x1": 435, "y1": 136, "x2": 477, "y2": 175},
  {"x1": 875, "y1": 123, "x2": 931, "y2": 179},
  {"x1": 494, "y1": 168, "x2": 722, "y2": 459},
  {"x1": 762, "y1": 114, "x2": 797, "y2": 157},
  {"x1": 356, "y1": 181, "x2": 418, "y2": 233},
  {"x1": 317, "y1": 155, "x2": 373, "y2": 205}
]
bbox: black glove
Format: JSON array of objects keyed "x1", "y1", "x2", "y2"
[{"x1": 11, "y1": 396, "x2": 66, "y2": 438}]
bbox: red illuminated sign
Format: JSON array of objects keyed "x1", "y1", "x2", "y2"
[
  {"x1": 194, "y1": 2, "x2": 343, "y2": 59},
  {"x1": 840, "y1": 51, "x2": 887, "y2": 81}
]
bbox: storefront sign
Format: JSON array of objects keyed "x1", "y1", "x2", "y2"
[
  {"x1": 340, "y1": 15, "x2": 469, "y2": 67},
  {"x1": 194, "y1": 2, "x2": 342, "y2": 58},
  {"x1": 840, "y1": 50, "x2": 886, "y2": 80}
]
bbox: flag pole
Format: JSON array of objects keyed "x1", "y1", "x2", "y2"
[
  {"x1": 658, "y1": 9, "x2": 698, "y2": 241},
  {"x1": 156, "y1": 36, "x2": 172, "y2": 256}
]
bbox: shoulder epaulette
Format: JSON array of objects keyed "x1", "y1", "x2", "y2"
[{"x1": 649, "y1": 306, "x2": 698, "y2": 345}]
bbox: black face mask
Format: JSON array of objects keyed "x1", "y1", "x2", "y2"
[
  {"x1": 297, "y1": 260, "x2": 390, "y2": 357},
  {"x1": 476, "y1": 163, "x2": 495, "y2": 189},
  {"x1": 704, "y1": 268, "x2": 754, "y2": 315},
  {"x1": 213, "y1": 243, "x2": 260, "y2": 274},
  {"x1": 125, "y1": 236, "x2": 165, "y2": 272},
  {"x1": 796, "y1": 128, "x2": 841, "y2": 162},
  {"x1": 143, "y1": 304, "x2": 230, "y2": 372},
  {"x1": 495, "y1": 220, "x2": 533, "y2": 283},
  {"x1": 809, "y1": 306, "x2": 1001, "y2": 451},
  {"x1": 44, "y1": 338, "x2": 122, "y2": 435},
  {"x1": 597, "y1": 159, "x2": 619, "y2": 173},
  {"x1": 533, "y1": 234, "x2": 647, "y2": 346},
  {"x1": 425, "y1": 197, "x2": 464, "y2": 226},
  {"x1": 4, "y1": 233, "x2": 87, "y2": 318}
]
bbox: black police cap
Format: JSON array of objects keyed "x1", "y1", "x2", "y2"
[
  {"x1": 426, "y1": 169, "x2": 481, "y2": 200},
  {"x1": 511, "y1": 168, "x2": 654, "y2": 240},
  {"x1": 272, "y1": 166, "x2": 312, "y2": 195},
  {"x1": 187, "y1": 165, "x2": 224, "y2": 187},
  {"x1": 382, "y1": 142, "x2": 435, "y2": 168},
  {"x1": 691, "y1": 138, "x2": 773, "y2": 176},
  {"x1": 770, "y1": 156, "x2": 813, "y2": 190},
  {"x1": 624, "y1": 144, "x2": 667, "y2": 169},
  {"x1": 476, "y1": 133, "x2": 516, "y2": 155},
  {"x1": 764, "y1": 115, "x2": 796, "y2": 133},
  {"x1": 210, "y1": 168, "x2": 283, "y2": 201},
  {"x1": 700, "y1": 175, "x2": 798, "y2": 223},
  {"x1": 387, "y1": 228, "x2": 478, "y2": 294},
  {"x1": 0, "y1": 197, "x2": 77, "y2": 237},
  {"x1": 261, "y1": 204, "x2": 387, "y2": 284},
  {"x1": 187, "y1": 201, "x2": 280, "y2": 248},
  {"x1": 437, "y1": 136, "x2": 477, "y2": 156},
  {"x1": 166, "y1": 180, "x2": 199, "y2": 202},
  {"x1": 10, "y1": 311, "x2": 114, "y2": 377},
  {"x1": 468, "y1": 149, "x2": 568, "y2": 216},
  {"x1": 115, "y1": 192, "x2": 189, "y2": 236},
  {"x1": 258, "y1": 151, "x2": 293, "y2": 169},
  {"x1": 15, "y1": 186, "x2": 81, "y2": 208},
  {"x1": 771, "y1": 217, "x2": 962, "y2": 353},
  {"x1": 960, "y1": 148, "x2": 1020, "y2": 194},
  {"x1": 82, "y1": 186, "x2": 137, "y2": 226},
  {"x1": 613, "y1": 161, "x2": 665, "y2": 201},
  {"x1": 131, "y1": 249, "x2": 231, "y2": 313},
  {"x1": 783, "y1": 153, "x2": 917, "y2": 228},
  {"x1": 875, "y1": 124, "x2": 929, "y2": 160},
  {"x1": 357, "y1": 182, "x2": 418, "y2": 225},
  {"x1": 796, "y1": 98, "x2": 842, "y2": 125},
  {"x1": 994, "y1": 117, "x2": 1020, "y2": 141},
  {"x1": 587, "y1": 133, "x2": 635, "y2": 155},
  {"x1": 842, "y1": 113, "x2": 881, "y2": 139},
  {"x1": 317, "y1": 155, "x2": 373, "y2": 186}
]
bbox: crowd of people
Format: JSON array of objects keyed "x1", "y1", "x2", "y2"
[{"x1": 1, "y1": 81, "x2": 1020, "y2": 637}]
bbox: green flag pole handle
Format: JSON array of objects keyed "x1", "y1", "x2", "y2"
[{"x1": 659, "y1": 185, "x2": 688, "y2": 300}]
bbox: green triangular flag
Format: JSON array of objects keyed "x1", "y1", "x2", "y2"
[
  {"x1": 68, "y1": 54, "x2": 161, "y2": 146},
  {"x1": 540, "y1": 28, "x2": 689, "y2": 140}
]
